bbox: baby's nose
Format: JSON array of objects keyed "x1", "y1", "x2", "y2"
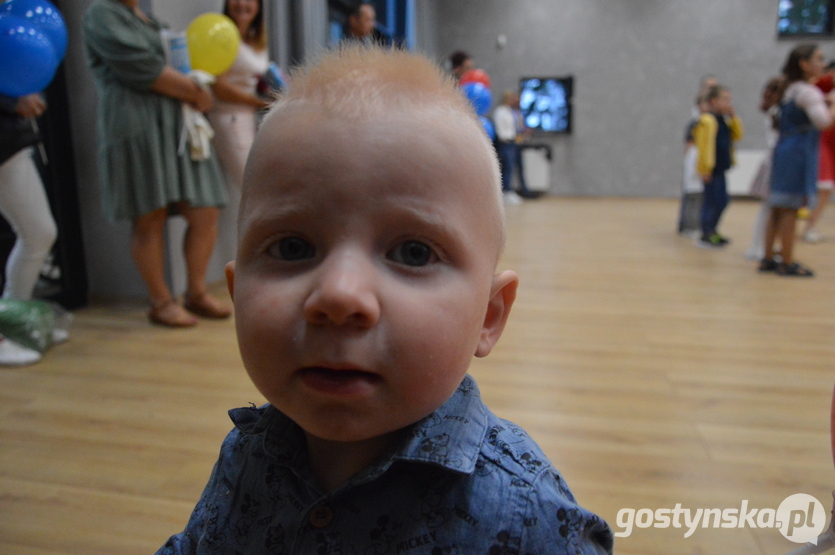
[{"x1": 303, "y1": 251, "x2": 380, "y2": 327}]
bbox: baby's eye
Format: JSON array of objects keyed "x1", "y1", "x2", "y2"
[
  {"x1": 388, "y1": 240, "x2": 435, "y2": 267},
  {"x1": 267, "y1": 237, "x2": 315, "y2": 261}
]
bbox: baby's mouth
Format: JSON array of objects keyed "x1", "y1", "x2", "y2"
[{"x1": 299, "y1": 366, "x2": 382, "y2": 395}]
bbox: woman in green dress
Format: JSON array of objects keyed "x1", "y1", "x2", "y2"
[{"x1": 83, "y1": 0, "x2": 231, "y2": 327}]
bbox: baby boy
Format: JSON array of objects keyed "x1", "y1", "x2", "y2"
[{"x1": 157, "y1": 46, "x2": 613, "y2": 554}]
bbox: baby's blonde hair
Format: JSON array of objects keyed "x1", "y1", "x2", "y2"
[
  {"x1": 261, "y1": 46, "x2": 506, "y2": 256},
  {"x1": 273, "y1": 46, "x2": 473, "y2": 118}
]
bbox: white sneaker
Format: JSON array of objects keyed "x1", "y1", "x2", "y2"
[
  {"x1": 0, "y1": 337, "x2": 41, "y2": 366},
  {"x1": 803, "y1": 229, "x2": 823, "y2": 243},
  {"x1": 503, "y1": 191, "x2": 523, "y2": 206}
]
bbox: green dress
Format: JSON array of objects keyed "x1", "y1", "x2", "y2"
[{"x1": 82, "y1": 0, "x2": 227, "y2": 222}]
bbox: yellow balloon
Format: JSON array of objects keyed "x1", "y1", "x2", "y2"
[{"x1": 186, "y1": 13, "x2": 240, "y2": 76}]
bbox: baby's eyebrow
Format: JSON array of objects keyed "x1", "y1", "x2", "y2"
[
  {"x1": 380, "y1": 202, "x2": 471, "y2": 253},
  {"x1": 386, "y1": 201, "x2": 447, "y2": 226},
  {"x1": 378, "y1": 196, "x2": 461, "y2": 229},
  {"x1": 238, "y1": 201, "x2": 310, "y2": 241}
]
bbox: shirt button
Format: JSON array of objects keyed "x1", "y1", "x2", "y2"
[{"x1": 309, "y1": 505, "x2": 334, "y2": 528}]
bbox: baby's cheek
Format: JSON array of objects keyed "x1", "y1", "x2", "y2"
[{"x1": 402, "y1": 336, "x2": 473, "y2": 399}]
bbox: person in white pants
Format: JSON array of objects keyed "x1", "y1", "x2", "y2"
[
  {"x1": 0, "y1": 147, "x2": 57, "y2": 301},
  {"x1": 0, "y1": 93, "x2": 58, "y2": 365}
]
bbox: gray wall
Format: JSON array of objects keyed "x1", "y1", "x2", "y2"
[{"x1": 434, "y1": 0, "x2": 821, "y2": 197}]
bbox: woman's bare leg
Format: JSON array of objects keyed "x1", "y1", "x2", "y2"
[
  {"x1": 132, "y1": 208, "x2": 198, "y2": 326},
  {"x1": 178, "y1": 203, "x2": 231, "y2": 318}
]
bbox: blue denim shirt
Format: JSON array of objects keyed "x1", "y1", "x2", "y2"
[{"x1": 156, "y1": 376, "x2": 613, "y2": 554}]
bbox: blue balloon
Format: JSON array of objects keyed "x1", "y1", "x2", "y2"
[
  {"x1": 480, "y1": 116, "x2": 496, "y2": 141},
  {"x1": 0, "y1": 14, "x2": 58, "y2": 96},
  {"x1": 0, "y1": 0, "x2": 67, "y2": 62},
  {"x1": 461, "y1": 82, "x2": 493, "y2": 117}
]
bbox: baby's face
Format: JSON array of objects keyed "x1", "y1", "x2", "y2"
[{"x1": 229, "y1": 106, "x2": 509, "y2": 443}]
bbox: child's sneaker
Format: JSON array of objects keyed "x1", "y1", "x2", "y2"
[
  {"x1": 714, "y1": 233, "x2": 730, "y2": 245},
  {"x1": 697, "y1": 233, "x2": 727, "y2": 249},
  {"x1": 0, "y1": 336, "x2": 41, "y2": 366}
]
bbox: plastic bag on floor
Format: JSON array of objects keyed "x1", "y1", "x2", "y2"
[{"x1": 0, "y1": 299, "x2": 71, "y2": 353}]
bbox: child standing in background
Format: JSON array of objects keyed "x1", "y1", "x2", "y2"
[
  {"x1": 678, "y1": 77, "x2": 716, "y2": 238},
  {"x1": 745, "y1": 76, "x2": 784, "y2": 261},
  {"x1": 678, "y1": 93, "x2": 708, "y2": 238},
  {"x1": 693, "y1": 85, "x2": 744, "y2": 248},
  {"x1": 801, "y1": 60, "x2": 835, "y2": 243},
  {"x1": 763, "y1": 44, "x2": 835, "y2": 276}
]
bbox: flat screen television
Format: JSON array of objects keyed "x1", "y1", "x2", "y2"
[
  {"x1": 777, "y1": 0, "x2": 833, "y2": 36},
  {"x1": 519, "y1": 76, "x2": 573, "y2": 134}
]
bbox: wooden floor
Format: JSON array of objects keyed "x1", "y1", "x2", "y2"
[{"x1": 1, "y1": 197, "x2": 833, "y2": 555}]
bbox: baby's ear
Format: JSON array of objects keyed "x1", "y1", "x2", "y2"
[
  {"x1": 475, "y1": 270, "x2": 519, "y2": 358},
  {"x1": 225, "y1": 261, "x2": 236, "y2": 300}
]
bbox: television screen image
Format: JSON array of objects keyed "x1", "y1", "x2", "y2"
[
  {"x1": 519, "y1": 76, "x2": 573, "y2": 134},
  {"x1": 777, "y1": 0, "x2": 832, "y2": 35}
]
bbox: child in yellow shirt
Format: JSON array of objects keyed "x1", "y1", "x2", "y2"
[{"x1": 693, "y1": 85, "x2": 744, "y2": 248}]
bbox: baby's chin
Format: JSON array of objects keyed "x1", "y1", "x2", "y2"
[
  {"x1": 299, "y1": 418, "x2": 411, "y2": 447},
  {"x1": 288, "y1": 396, "x2": 446, "y2": 446}
]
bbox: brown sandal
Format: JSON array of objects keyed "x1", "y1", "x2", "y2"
[
  {"x1": 184, "y1": 292, "x2": 232, "y2": 319},
  {"x1": 149, "y1": 299, "x2": 199, "y2": 327}
]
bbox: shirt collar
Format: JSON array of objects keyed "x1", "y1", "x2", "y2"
[{"x1": 389, "y1": 375, "x2": 488, "y2": 474}]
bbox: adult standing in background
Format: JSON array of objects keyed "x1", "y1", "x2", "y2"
[
  {"x1": 208, "y1": 0, "x2": 270, "y2": 191},
  {"x1": 209, "y1": 0, "x2": 269, "y2": 192},
  {"x1": 0, "y1": 93, "x2": 58, "y2": 365},
  {"x1": 494, "y1": 90, "x2": 535, "y2": 204},
  {"x1": 207, "y1": 0, "x2": 270, "y2": 274},
  {"x1": 83, "y1": 0, "x2": 231, "y2": 326},
  {"x1": 511, "y1": 96, "x2": 539, "y2": 198},
  {"x1": 344, "y1": 2, "x2": 380, "y2": 45},
  {"x1": 449, "y1": 50, "x2": 473, "y2": 81},
  {"x1": 0, "y1": 94, "x2": 56, "y2": 303}
]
